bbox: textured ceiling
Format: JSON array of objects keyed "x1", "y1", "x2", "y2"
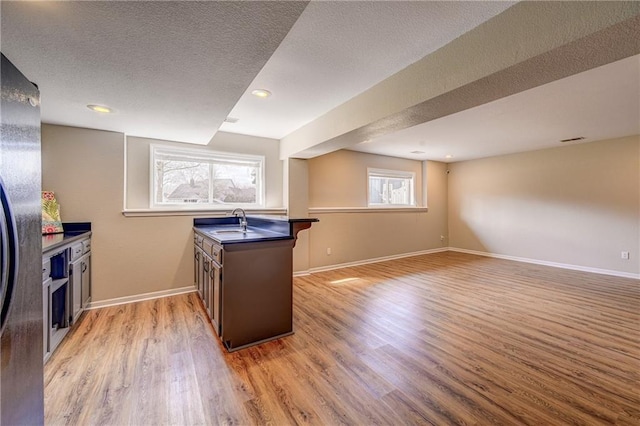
[
  {"x1": 0, "y1": 0, "x2": 513, "y2": 147},
  {"x1": 219, "y1": 0, "x2": 515, "y2": 139},
  {"x1": 0, "y1": 1, "x2": 308, "y2": 144},
  {"x1": 2, "y1": 1, "x2": 637, "y2": 162}
]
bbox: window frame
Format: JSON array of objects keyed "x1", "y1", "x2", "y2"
[
  {"x1": 149, "y1": 144, "x2": 265, "y2": 209},
  {"x1": 367, "y1": 167, "x2": 416, "y2": 208}
]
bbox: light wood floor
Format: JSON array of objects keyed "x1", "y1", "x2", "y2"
[{"x1": 44, "y1": 252, "x2": 640, "y2": 425}]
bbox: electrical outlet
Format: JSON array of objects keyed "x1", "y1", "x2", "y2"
[
  {"x1": 621, "y1": 251, "x2": 630, "y2": 260},
  {"x1": 327, "y1": 247, "x2": 332, "y2": 255},
  {"x1": 440, "y1": 235, "x2": 445, "y2": 242}
]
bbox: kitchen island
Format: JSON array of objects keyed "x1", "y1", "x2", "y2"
[{"x1": 193, "y1": 215, "x2": 317, "y2": 351}]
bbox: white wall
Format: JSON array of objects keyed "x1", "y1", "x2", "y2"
[{"x1": 448, "y1": 135, "x2": 640, "y2": 276}]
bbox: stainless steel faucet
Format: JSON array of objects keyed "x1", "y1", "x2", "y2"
[{"x1": 231, "y1": 208, "x2": 247, "y2": 232}]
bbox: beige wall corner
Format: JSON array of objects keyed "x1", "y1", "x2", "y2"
[
  {"x1": 308, "y1": 150, "x2": 424, "y2": 207},
  {"x1": 447, "y1": 136, "x2": 640, "y2": 275},
  {"x1": 42, "y1": 124, "x2": 288, "y2": 302},
  {"x1": 126, "y1": 132, "x2": 283, "y2": 209},
  {"x1": 306, "y1": 150, "x2": 448, "y2": 269}
]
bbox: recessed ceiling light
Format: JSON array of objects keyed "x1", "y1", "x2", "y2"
[
  {"x1": 560, "y1": 136, "x2": 585, "y2": 143},
  {"x1": 410, "y1": 150, "x2": 425, "y2": 154},
  {"x1": 87, "y1": 104, "x2": 113, "y2": 114},
  {"x1": 224, "y1": 117, "x2": 239, "y2": 123},
  {"x1": 445, "y1": 154, "x2": 453, "y2": 159},
  {"x1": 251, "y1": 89, "x2": 271, "y2": 98},
  {"x1": 359, "y1": 139, "x2": 372, "y2": 144}
]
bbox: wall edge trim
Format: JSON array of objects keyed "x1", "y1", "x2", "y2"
[
  {"x1": 122, "y1": 208, "x2": 287, "y2": 217},
  {"x1": 309, "y1": 207, "x2": 428, "y2": 214},
  {"x1": 85, "y1": 286, "x2": 197, "y2": 310},
  {"x1": 449, "y1": 247, "x2": 640, "y2": 280}
]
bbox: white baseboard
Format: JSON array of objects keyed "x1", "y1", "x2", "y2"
[
  {"x1": 307, "y1": 247, "x2": 449, "y2": 274},
  {"x1": 299, "y1": 247, "x2": 639, "y2": 279},
  {"x1": 86, "y1": 286, "x2": 197, "y2": 310},
  {"x1": 449, "y1": 247, "x2": 640, "y2": 280}
]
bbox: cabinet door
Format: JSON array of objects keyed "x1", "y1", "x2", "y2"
[
  {"x1": 194, "y1": 245, "x2": 200, "y2": 289},
  {"x1": 196, "y1": 247, "x2": 205, "y2": 298},
  {"x1": 70, "y1": 259, "x2": 82, "y2": 323},
  {"x1": 202, "y1": 257, "x2": 210, "y2": 311},
  {"x1": 43, "y1": 277, "x2": 51, "y2": 361},
  {"x1": 81, "y1": 254, "x2": 91, "y2": 307},
  {"x1": 211, "y1": 263, "x2": 220, "y2": 336}
]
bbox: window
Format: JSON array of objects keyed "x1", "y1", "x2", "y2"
[
  {"x1": 151, "y1": 145, "x2": 264, "y2": 208},
  {"x1": 367, "y1": 168, "x2": 415, "y2": 207}
]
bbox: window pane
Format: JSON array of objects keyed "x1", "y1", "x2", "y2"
[
  {"x1": 368, "y1": 169, "x2": 414, "y2": 206},
  {"x1": 387, "y1": 177, "x2": 410, "y2": 204},
  {"x1": 151, "y1": 145, "x2": 265, "y2": 208},
  {"x1": 211, "y1": 163, "x2": 259, "y2": 204},
  {"x1": 369, "y1": 176, "x2": 385, "y2": 204},
  {"x1": 156, "y1": 160, "x2": 210, "y2": 204}
]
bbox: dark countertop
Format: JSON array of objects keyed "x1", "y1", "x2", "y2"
[
  {"x1": 42, "y1": 222, "x2": 91, "y2": 254},
  {"x1": 194, "y1": 224, "x2": 291, "y2": 244},
  {"x1": 193, "y1": 215, "x2": 318, "y2": 245}
]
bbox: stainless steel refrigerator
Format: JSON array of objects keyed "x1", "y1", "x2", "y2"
[{"x1": 0, "y1": 53, "x2": 45, "y2": 424}]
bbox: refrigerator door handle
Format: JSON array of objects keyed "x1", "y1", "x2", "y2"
[{"x1": 0, "y1": 176, "x2": 19, "y2": 336}]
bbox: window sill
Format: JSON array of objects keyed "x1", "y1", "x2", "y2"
[
  {"x1": 122, "y1": 207, "x2": 287, "y2": 217},
  {"x1": 308, "y1": 207, "x2": 428, "y2": 214}
]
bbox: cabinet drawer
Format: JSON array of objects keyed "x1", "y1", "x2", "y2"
[
  {"x1": 202, "y1": 238, "x2": 222, "y2": 265},
  {"x1": 70, "y1": 243, "x2": 83, "y2": 261},
  {"x1": 194, "y1": 234, "x2": 204, "y2": 248},
  {"x1": 211, "y1": 245, "x2": 222, "y2": 265},
  {"x1": 202, "y1": 238, "x2": 213, "y2": 255},
  {"x1": 82, "y1": 239, "x2": 91, "y2": 254}
]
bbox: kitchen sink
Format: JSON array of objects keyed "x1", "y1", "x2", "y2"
[{"x1": 214, "y1": 229, "x2": 253, "y2": 235}]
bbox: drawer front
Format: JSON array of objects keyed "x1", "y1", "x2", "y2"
[
  {"x1": 211, "y1": 245, "x2": 222, "y2": 265},
  {"x1": 202, "y1": 238, "x2": 222, "y2": 265},
  {"x1": 82, "y1": 239, "x2": 91, "y2": 254},
  {"x1": 70, "y1": 243, "x2": 83, "y2": 261},
  {"x1": 202, "y1": 238, "x2": 213, "y2": 255},
  {"x1": 42, "y1": 258, "x2": 51, "y2": 281},
  {"x1": 195, "y1": 234, "x2": 204, "y2": 248}
]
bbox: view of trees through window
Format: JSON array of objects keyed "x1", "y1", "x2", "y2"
[{"x1": 152, "y1": 147, "x2": 263, "y2": 206}]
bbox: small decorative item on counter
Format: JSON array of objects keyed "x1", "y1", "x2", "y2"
[{"x1": 42, "y1": 191, "x2": 63, "y2": 234}]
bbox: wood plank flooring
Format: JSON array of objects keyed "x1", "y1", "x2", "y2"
[{"x1": 44, "y1": 252, "x2": 640, "y2": 425}]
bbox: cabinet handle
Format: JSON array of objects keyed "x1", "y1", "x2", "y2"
[
  {"x1": 195, "y1": 251, "x2": 200, "y2": 261},
  {"x1": 209, "y1": 267, "x2": 215, "y2": 279},
  {"x1": 82, "y1": 263, "x2": 87, "y2": 273}
]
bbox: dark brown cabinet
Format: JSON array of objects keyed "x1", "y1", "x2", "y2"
[{"x1": 193, "y1": 233, "x2": 294, "y2": 351}]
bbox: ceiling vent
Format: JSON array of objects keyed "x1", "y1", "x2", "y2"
[
  {"x1": 224, "y1": 117, "x2": 239, "y2": 124},
  {"x1": 560, "y1": 136, "x2": 585, "y2": 143}
]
